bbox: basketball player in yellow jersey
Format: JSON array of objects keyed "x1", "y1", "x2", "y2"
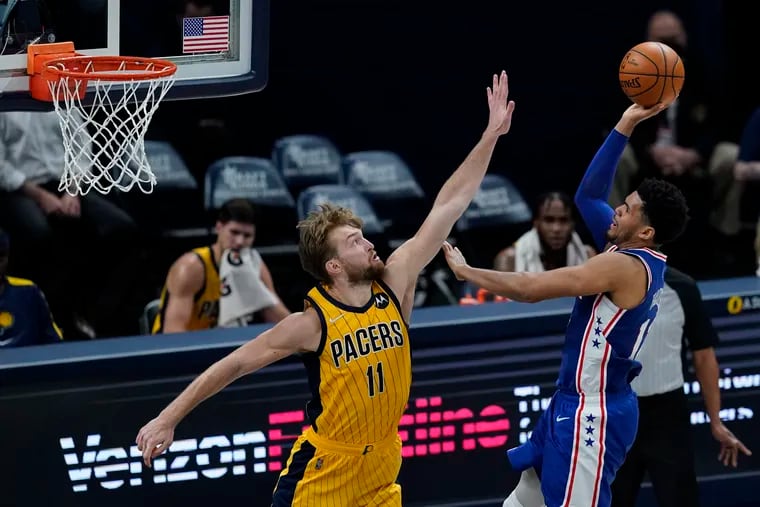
[
  {"x1": 151, "y1": 198, "x2": 290, "y2": 333},
  {"x1": 136, "y1": 71, "x2": 516, "y2": 505}
]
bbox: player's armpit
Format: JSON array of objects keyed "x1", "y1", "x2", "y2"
[
  {"x1": 381, "y1": 237, "x2": 423, "y2": 309},
  {"x1": 383, "y1": 128, "x2": 504, "y2": 300},
  {"x1": 383, "y1": 198, "x2": 473, "y2": 298},
  {"x1": 399, "y1": 278, "x2": 417, "y2": 324},
  {"x1": 231, "y1": 310, "x2": 323, "y2": 376}
]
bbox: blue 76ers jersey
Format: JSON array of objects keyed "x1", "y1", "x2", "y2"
[{"x1": 556, "y1": 247, "x2": 666, "y2": 393}]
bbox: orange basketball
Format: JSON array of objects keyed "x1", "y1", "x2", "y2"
[{"x1": 619, "y1": 41, "x2": 685, "y2": 107}]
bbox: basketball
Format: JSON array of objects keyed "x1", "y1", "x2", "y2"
[{"x1": 619, "y1": 41, "x2": 685, "y2": 107}]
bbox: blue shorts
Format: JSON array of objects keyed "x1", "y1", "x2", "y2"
[{"x1": 507, "y1": 389, "x2": 638, "y2": 507}]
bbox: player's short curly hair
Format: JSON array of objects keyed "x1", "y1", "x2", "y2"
[
  {"x1": 297, "y1": 204, "x2": 363, "y2": 282},
  {"x1": 636, "y1": 178, "x2": 689, "y2": 245}
]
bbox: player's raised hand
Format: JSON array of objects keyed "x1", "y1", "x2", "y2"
[
  {"x1": 136, "y1": 416, "x2": 176, "y2": 468},
  {"x1": 485, "y1": 71, "x2": 516, "y2": 137},
  {"x1": 442, "y1": 241, "x2": 470, "y2": 281},
  {"x1": 615, "y1": 101, "x2": 668, "y2": 137},
  {"x1": 622, "y1": 102, "x2": 667, "y2": 125}
]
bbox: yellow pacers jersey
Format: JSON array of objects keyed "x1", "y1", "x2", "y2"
[
  {"x1": 303, "y1": 280, "x2": 412, "y2": 444},
  {"x1": 152, "y1": 246, "x2": 220, "y2": 333}
]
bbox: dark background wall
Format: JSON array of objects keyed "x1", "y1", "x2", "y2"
[{"x1": 151, "y1": 0, "x2": 756, "y2": 210}]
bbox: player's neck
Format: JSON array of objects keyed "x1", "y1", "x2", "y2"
[
  {"x1": 211, "y1": 242, "x2": 223, "y2": 263},
  {"x1": 325, "y1": 279, "x2": 374, "y2": 307},
  {"x1": 614, "y1": 239, "x2": 650, "y2": 251}
]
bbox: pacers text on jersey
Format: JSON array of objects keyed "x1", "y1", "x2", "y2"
[{"x1": 330, "y1": 320, "x2": 404, "y2": 368}]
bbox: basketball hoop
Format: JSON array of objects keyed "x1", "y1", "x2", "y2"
[{"x1": 28, "y1": 42, "x2": 177, "y2": 195}]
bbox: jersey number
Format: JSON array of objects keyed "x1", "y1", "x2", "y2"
[
  {"x1": 366, "y1": 362, "x2": 385, "y2": 397},
  {"x1": 630, "y1": 304, "x2": 659, "y2": 359}
]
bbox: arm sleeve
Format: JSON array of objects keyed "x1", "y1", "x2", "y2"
[
  {"x1": 574, "y1": 129, "x2": 628, "y2": 251},
  {"x1": 667, "y1": 268, "x2": 719, "y2": 350}
]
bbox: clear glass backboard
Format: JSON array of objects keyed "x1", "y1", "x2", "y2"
[{"x1": 0, "y1": 0, "x2": 269, "y2": 110}]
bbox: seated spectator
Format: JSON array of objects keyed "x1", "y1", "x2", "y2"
[
  {"x1": 0, "y1": 110, "x2": 139, "y2": 339},
  {"x1": 734, "y1": 108, "x2": 760, "y2": 182},
  {"x1": 731, "y1": 107, "x2": 760, "y2": 276},
  {"x1": 494, "y1": 191, "x2": 595, "y2": 272},
  {"x1": 152, "y1": 198, "x2": 290, "y2": 333},
  {"x1": 179, "y1": 0, "x2": 225, "y2": 18},
  {"x1": 0, "y1": 228, "x2": 63, "y2": 348},
  {"x1": 610, "y1": 10, "x2": 738, "y2": 275}
]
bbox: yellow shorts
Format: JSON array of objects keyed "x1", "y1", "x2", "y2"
[{"x1": 271, "y1": 427, "x2": 402, "y2": 506}]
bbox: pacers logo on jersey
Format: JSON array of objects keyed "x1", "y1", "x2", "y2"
[{"x1": 374, "y1": 292, "x2": 390, "y2": 309}]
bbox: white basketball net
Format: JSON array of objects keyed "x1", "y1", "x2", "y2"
[{"x1": 48, "y1": 61, "x2": 176, "y2": 195}]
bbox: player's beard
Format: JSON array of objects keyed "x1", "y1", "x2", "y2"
[
  {"x1": 607, "y1": 226, "x2": 634, "y2": 246},
  {"x1": 346, "y1": 261, "x2": 385, "y2": 284}
]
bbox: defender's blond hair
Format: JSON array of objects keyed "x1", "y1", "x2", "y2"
[{"x1": 297, "y1": 204, "x2": 363, "y2": 282}]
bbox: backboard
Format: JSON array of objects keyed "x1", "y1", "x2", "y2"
[{"x1": 0, "y1": 0, "x2": 269, "y2": 111}]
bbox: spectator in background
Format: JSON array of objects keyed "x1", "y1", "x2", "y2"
[
  {"x1": 494, "y1": 191, "x2": 596, "y2": 272},
  {"x1": 178, "y1": 0, "x2": 222, "y2": 18},
  {"x1": 611, "y1": 265, "x2": 751, "y2": 507},
  {"x1": 151, "y1": 198, "x2": 290, "y2": 334},
  {"x1": 733, "y1": 108, "x2": 760, "y2": 182},
  {"x1": 730, "y1": 107, "x2": 760, "y2": 276},
  {"x1": 0, "y1": 110, "x2": 139, "y2": 339},
  {"x1": 0, "y1": 228, "x2": 63, "y2": 348},
  {"x1": 610, "y1": 10, "x2": 738, "y2": 277}
]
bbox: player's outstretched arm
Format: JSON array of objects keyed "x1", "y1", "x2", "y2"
[
  {"x1": 135, "y1": 311, "x2": 321, "y2": 467},
  {"x1": 383, "y1": 71, "x2": 515, "y2": 301},
  {"x1": 443, "y1": 241, "x2": 644, "y2": 305},
  {"x1": 575, "y1": 103, "x2": 666, "y2": 251}
]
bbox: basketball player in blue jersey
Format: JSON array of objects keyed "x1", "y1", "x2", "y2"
[{"x1": 442, "y1": 102, "x2": 690, "y2": 507}]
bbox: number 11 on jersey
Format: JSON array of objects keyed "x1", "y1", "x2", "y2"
[{"x1": 366, "y1": 362, "x2": 385, "y2": 397}]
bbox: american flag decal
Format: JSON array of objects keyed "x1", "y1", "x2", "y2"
[{"x1": 182, "y1": 16, "x2": 230, "y2": 54}]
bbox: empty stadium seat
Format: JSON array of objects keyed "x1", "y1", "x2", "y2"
[
  {"x1": 297, "y1": 184, "x2": 389, "y2": 256},
  {"x1": 117, "y1": 140, "x2": 205, "y2": 236},
  {"x1": 454, "y1": 174, "x2": 532, "y2": 268},
  {"x1": 143, "y1": 140, "x2": 198, "y2": 189},
  {"x1": 342, "y1": 150, "x2": 427, "y2": 243},
  {"x1": 204, "y1": 156, "x2": 298, "y2": 247},
  {"x1": 138, "y1": 298, "x2": 161, "y2": 335},
  {"x1": 272, "y1": 134, "x2": 344, "y2": 197}
]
